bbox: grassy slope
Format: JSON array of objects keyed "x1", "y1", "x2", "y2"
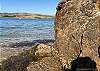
[{"x1": 0, "y1": 13, "x2": 54, "y2": 19}]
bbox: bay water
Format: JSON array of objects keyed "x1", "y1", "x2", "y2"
[{"x1": 0, "y1": 18, "x2": 55, "y2": 45}]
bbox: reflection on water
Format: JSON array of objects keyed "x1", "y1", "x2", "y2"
[{"x1": 0, "y1": 18, "x2": 55, "y2": 44}]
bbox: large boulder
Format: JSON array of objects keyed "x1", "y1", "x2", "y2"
[
  {"x1": 55, "y1": 0, "x2": 100, "y2": 69},
  {"x1": 27, "y1": 57, "x2": 62, "y2": 71},
  {"x1": 27, "y1": 44, "x2": 62, "y2": 71},
  {"x1": 1, "y1": 0, "x2": 100, "y2": 71},
  {"x1": 1, "y1": 44, "x2": 62, "y2": 71}
]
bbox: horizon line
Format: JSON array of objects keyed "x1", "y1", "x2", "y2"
[{"x1": 0, "y1": 12, "x2": 56, "y2": 16}]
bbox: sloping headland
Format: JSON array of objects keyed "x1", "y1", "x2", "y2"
[{"x1": 0, "y1": 13, "x2": 54, "y2": 19}]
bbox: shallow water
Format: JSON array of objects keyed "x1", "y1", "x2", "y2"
[{"x1": 0, "y1": 18, "x2": 55, "y2": 45}]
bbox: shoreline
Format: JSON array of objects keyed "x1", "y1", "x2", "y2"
[
  {"x1": 0, "y1": 39, "x2": 55, "y2": 64},
  {"x1": 0, "y1": 39, "x2": 55, "y2": 48},
  {"x1": 8, "y1": 39, "x2": 55, "y2": 48},
  {"x1": 0, "y1": 13, "x2": 54, "y2": 19},
  {"x1": 0, "y1": 17, "x2": 54, "y2": 19}
]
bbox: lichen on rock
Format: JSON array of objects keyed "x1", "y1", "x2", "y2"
[
  {"x1": 1, "y1": 0, "x2": 100, "y2": 71},
  {"x1": 55, "y1": 0, "x2": 100, "y2": 70}
]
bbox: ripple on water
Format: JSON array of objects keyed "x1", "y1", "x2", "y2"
[{"x1": 0, "y1": 18, "x2": 55, "y2": 45}]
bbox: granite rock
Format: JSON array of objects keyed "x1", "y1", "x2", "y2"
[
  {"x1": 1, "y1": 0, "x2": 100, "y2": 71},
  {"x1": 55, "y1": 0, "x2": 100, "y2": 70}
]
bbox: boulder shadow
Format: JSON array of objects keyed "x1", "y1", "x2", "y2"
[{"x1": 65, "y1": 57, "x2": 98, "y2": 71}]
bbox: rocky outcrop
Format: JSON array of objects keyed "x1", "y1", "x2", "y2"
[
  {"x1": 26, "y1": 44, "x2": 62, "y2": 71},
  {"x1": 1, "y1": 0, "x2": 100, "y2": 71},
  {"x1": 55, "y1": 0, "x2": 100, "y2": 70},
  {"x1": 27, "y1": 57, "x2": 62, "y2": 71},
  {"x1": 21, "y1": 0, "x2": 100, "y2": 70},
  {"x1": 1, "y1": 44, "x2": 62, "y2": 71}
]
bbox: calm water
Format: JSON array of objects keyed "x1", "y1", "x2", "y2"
[{"x1": 0, "y1": 18, "x2": 55, "y2": 44}]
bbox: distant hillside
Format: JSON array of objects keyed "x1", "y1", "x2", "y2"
[{"x1": 0, "y1": 13, "x2": 54, "y2": 19}]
